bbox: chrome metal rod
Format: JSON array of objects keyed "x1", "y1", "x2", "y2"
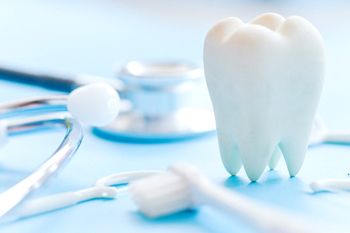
[
  {"x1": 0, "y1": 95, "x2": 67, "y2": 114},
  {"x1": 0, "y1": 94, "x2": 129, "y2": 119},
  {"x1": 0, "y1": 96, "x2": 67, "y2": 119},
  {"x1": 0, "y1": 112, "x2": 83, "y2": 218}
]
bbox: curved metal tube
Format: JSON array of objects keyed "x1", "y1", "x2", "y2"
[
  {"x1": 0, "y1": 96, "x2": 67, "y2": 117},
  {"x1": 0, "y1": 98, "x2": 83, "y2": 218}
]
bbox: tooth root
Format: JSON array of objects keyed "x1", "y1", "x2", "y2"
[
  {"x1": 268, "y1": 146, "x2": 282, "y2": 170},
  {"x1": 250, "y1": 12, "x2": 285, "y2": 30},
  {"x1": 279, "y1": 136, "x2": 309, "y2": 176},
  {"x1": 239, "y1": 139, "x2": 276, "y2": 181},
  {"x1": 217, "y1": 128, "x2": 242, "y2": 176}
]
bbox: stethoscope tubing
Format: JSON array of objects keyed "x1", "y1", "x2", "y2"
[
  {"x1": 0, "y1": 66, "x2": 126, "y2": 98},
  {"x1": 0, "y1": 67, "x2": 77, "y2": 92},
  {"x1": 0, "y1": 95, "x2": 67, "y2": 118},
  {"x1": 1, "y1": 67, "x2": 350, "y2": 145},
  {"x1": 0, "y1": 106, "x2": 83, "y2": 217}
]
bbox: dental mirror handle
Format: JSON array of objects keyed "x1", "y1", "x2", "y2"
[{"x1": 12, "y1": 186, "x2": 118, "y2": 218}]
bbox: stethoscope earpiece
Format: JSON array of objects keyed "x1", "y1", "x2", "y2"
[{"x1": 67, "y1": 82, "x2": 120, "y2": 127}]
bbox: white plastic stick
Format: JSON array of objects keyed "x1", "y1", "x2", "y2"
[
  {"x1": 310, "y1": 178, "x2": 350, "y2": 192},
  {"x1": 323, "y1": 131, "x2": 350, "y2": 144},
  {"x1": 13, "y1": 186, "x2": 118, "y2": 218},
  {"x1": 95, "y1": 171, "x2": 161, "y2": 186},
  {"x1": 10, "y1": 170, "x2": 160, "y2": 219},
  {"x1": 197, "y1": 179, "x2": 316, "y2": 233}
]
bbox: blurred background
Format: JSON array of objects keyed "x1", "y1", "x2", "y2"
[
  {"x1": 0, "y1": 1, "x2": 350, "y2": 233},
  {"x1": 0, "y1": 0, "x2": 348, "y2": 127}
]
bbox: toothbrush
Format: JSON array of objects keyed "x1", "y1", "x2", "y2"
[{"x1": 130, "y1": 164, "x2": 320, "y2": 233}]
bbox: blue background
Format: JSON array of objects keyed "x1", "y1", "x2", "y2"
[{"x1": 0, "y1": 0, "x2": 350, "y2": 232}]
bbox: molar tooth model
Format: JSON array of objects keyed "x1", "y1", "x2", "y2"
[{"x1": 204, "y1": 13, "x2": 325, "y2": 181}]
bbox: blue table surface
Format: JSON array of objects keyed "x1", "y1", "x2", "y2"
[{"x1": 1, "y1": 1, "x2": 350, "y2": 232}]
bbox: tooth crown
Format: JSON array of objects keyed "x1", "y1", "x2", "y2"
[{"x1": 204, "y1": 13, "x2": 325, "y2": 181}]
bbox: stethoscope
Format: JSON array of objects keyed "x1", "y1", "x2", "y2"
[
  {"x1": 1, "y1": 62, "x2": 350, "y2": 220},
  {"x1": 0, "y1": 61, "x2": 216, "y2": 142},
  {"x1": 0, "y1": 83, "x2": 120, "y2": 218},
  {"x1": 0, "y1": 61, "x2": 348, "y2": 144}
]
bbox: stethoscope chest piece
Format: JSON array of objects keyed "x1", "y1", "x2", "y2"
[{"x1": 93, "y1": 61, "x2": 216, "y2": 141}]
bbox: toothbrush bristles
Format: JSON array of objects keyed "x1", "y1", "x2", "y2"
[{"x1": 130, "y1": 173, "x2": 192, "y2": 217}]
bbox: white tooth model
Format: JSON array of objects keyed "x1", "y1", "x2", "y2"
[{"x1": 204, "y1": 13, "x2": 325, "y2": 181}]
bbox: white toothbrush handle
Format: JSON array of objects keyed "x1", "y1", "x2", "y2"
[
  {"x1": 197, "y1": 181, "x2": 317, "y2": 233},
  {"x1": 14, "y1": 186, "x2": 118, "y2": 217}
]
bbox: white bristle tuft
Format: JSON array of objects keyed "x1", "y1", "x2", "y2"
[
  {"x1": 67, "y1": 83, "x2": 120, "y2": 127},
  {"x1": 129, "y1": 172, "x2": 193, "y2": 218},
  {"x1": 129, "y1": 163, "x2": 317, "y2": 233}
]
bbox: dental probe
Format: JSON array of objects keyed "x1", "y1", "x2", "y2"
[{"x1": 130, "y1": 164, "x2": 320, "y2": 233}]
